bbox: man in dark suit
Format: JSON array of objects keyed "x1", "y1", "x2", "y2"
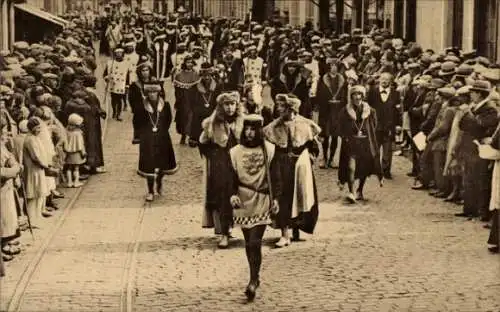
[{"x1": 367, "y1": 72, "x2": 400, "y2": 179}]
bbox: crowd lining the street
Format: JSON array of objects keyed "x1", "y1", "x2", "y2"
[
  {"x1": 1, "y1": 4, "x2": 499, "y2": 302},
  {"x1": 0, "y1": 15, "x2": 106, "y2": 277}
]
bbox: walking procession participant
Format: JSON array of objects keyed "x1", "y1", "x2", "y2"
[
  {"x1": 200, "y1": 91, "x2": 244, "y2": 249},
  {"x1": 136, "y1": 82, "x2": 178, "y2": 202},
  {"x1": 128, "y1": 58, "x2": 165, "y2": 144},
  {"x1": 173, "y1": 55, "x2": 200, "y2": 145},
  {"x1": 263, "y1": 94, "x2": 320, "y2": 247},
  {"x1": 103, "y1": 48, "x2": 130, "y2": 121},
  {"x1": 189, "y1": 63, "x2": 221, "y2": 147},
  {"x1": 338, "y1": 85, "x2": 383, "y2": 203},
  {"x1": 316, "y1": 58, "x2": 345, "y2": 169},
  {"x1": 229, "y1": 114, "x2": 281, "y2": 301}
]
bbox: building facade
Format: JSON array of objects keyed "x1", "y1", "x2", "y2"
[
  {"x1": 384, "y1": 0, "x2": 499, "y2": 62},
  {"x1": 274, "y1": 0, "x2": 319, "y2": 27},
  {"x1": 0, "y1": 0, "x2": 15, "y2": 50}
]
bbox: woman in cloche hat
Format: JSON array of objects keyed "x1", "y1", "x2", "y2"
[{"x1": 337, "y1": 85, "x2": 383, "y2": 203}]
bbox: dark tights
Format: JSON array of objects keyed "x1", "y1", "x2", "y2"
[
  {"x1": 242, "y1": 224, "x2": 266, "y2": 283},
  {"x1": 146, "y1": 174, "x2": 164, "y2": 194},
  {"x1": 321, "y1": 135, "x2": 338, "y2": 165},
  {"x1": 347, "y1": 158, "x2": 367, "y2": 194}
]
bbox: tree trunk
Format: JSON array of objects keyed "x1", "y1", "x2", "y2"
[
  {"x1": 353, "y1": 0, "x2": 362, "y2": 28},
  {"x1": 319, "y1": 0, "x2": 330, "y2": 31},
  {"x1": 252, "y1": 0, "x2": 273, "y2": 23},
  {"x1": 335, "y1": 0, "x2": 344, "y2": 33}
]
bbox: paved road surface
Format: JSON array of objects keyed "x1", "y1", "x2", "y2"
[{"x1": 0, "y1": 60, "x2": 498, "y2": 312}]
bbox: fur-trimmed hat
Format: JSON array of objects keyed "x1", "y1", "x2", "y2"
[
  {"x1": 285, "y1": 94, "x2": 301, "y2": 113},
  {"x1": 143, "y1": 82, "x2": 162, "y2": 93},
  {"x1": 349, "y1": 85, "x2": 366, "y2": 98},
  {"x1": 243, "y1": 114, "x2": 264, "y2": 127},
  {"x1": 216, "y1": 92, "x2": 237, "y2": 105}
]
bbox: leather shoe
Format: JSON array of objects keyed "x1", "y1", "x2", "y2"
[
  {"x1": 488, "y1": 246, "x2": 499, "y2": 253},
  {"x1": 274, "y1": 237, "x2": 290, "y2": 248},
  {"x1": 412, "y1": 183, "x2": 428, "y2": 190},
  {"x1": 79, "y1": 174, "x2": 89, "y2": 181},
  {"x1": 454, "y1": 213, "x2": 470, "y2": 218},
  {"x1": 428, "y1": 189, "x2": 440, "y2": 196},
  {"x1": 218, "y1": 235, "x2": 229, "y2": 249},
  {"x1": 245, "y1": 280, "x2": 259, "y2": 301},
  {"x1": 433, "y1": 192, "x2": 448, "y2": 198}
]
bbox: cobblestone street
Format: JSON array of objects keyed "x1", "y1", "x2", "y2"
[{"x1": 1, "y1": 73, "x2": 499, "y2": 312}]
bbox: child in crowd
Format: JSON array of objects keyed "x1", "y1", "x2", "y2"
[{"x1": 64, "y1": 114, "x2": 86, "y2": 188}]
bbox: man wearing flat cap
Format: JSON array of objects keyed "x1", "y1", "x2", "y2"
[
  {"x1": 411, "y1": 78, "x2": 447, "y2": 190},
  {"x1": 41, "y1": 73, "x2": 59, "y2": 95}
]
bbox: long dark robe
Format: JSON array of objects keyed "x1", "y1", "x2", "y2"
[
  {"x1": 270, "y1": 71, "x2": 311, "y2": 119},
  {"x1": 83, "y1": 88, "x2": 105, "y2": 168},
  {"x1": 221, "y1": 57, "x2": 244, "y2": 92},
  {"x1": 128, "y1": 79, "x2": 166, "y2": 142},
  {"x1": 338, "y1": 102, "x2": 382, "y2": 183},
  {"x1": 136, "y1": 98, "x2": 178, "y2": 177},
  {"x1": 263, "y1": 116, "x2": 321, "y2": 234},
  {"x1": 316, "y1": 73, "x2": 346, "y2": 137},
  {"x1": 199, "y1": 113, "x2": 244, "y2": 234},
  {"x1": 190, "y1": 79, "x2": 221, "y2": 140},
  {"x1": 173, "y1": 70, "x2": 200, "y2": 136}
]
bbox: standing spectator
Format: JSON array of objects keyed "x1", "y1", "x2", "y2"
[
  {"x1": 82, "y1": 76, "x2": 107, "y2": 174},
  {"x1": 23, "y1": 117, "x2": 50, "y2": 228},
  {"x1": 487, "y1": 123, "x2": 500, "y2": 254},
  {"x1": 457, "y1": 80, "x2": 499, "y2": 221},
  {"x1": 64, "y1": 114, "x2": 87, "y2": 188},
  {"x1": 1, "y1": 115, "x2": 22, "y2": 262}
]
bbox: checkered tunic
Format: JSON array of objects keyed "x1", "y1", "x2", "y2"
[{"x1": 229, "y1": 142, "x2": 275, "y2": 229}]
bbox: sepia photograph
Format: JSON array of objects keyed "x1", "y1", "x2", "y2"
[{"x1": 0, "y1": 0, "x2": 499, "y2": 311}]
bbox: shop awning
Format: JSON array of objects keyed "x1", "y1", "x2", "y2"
[{"x1": 14, "y1": 4, "x2": 69, "y2": 29}]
